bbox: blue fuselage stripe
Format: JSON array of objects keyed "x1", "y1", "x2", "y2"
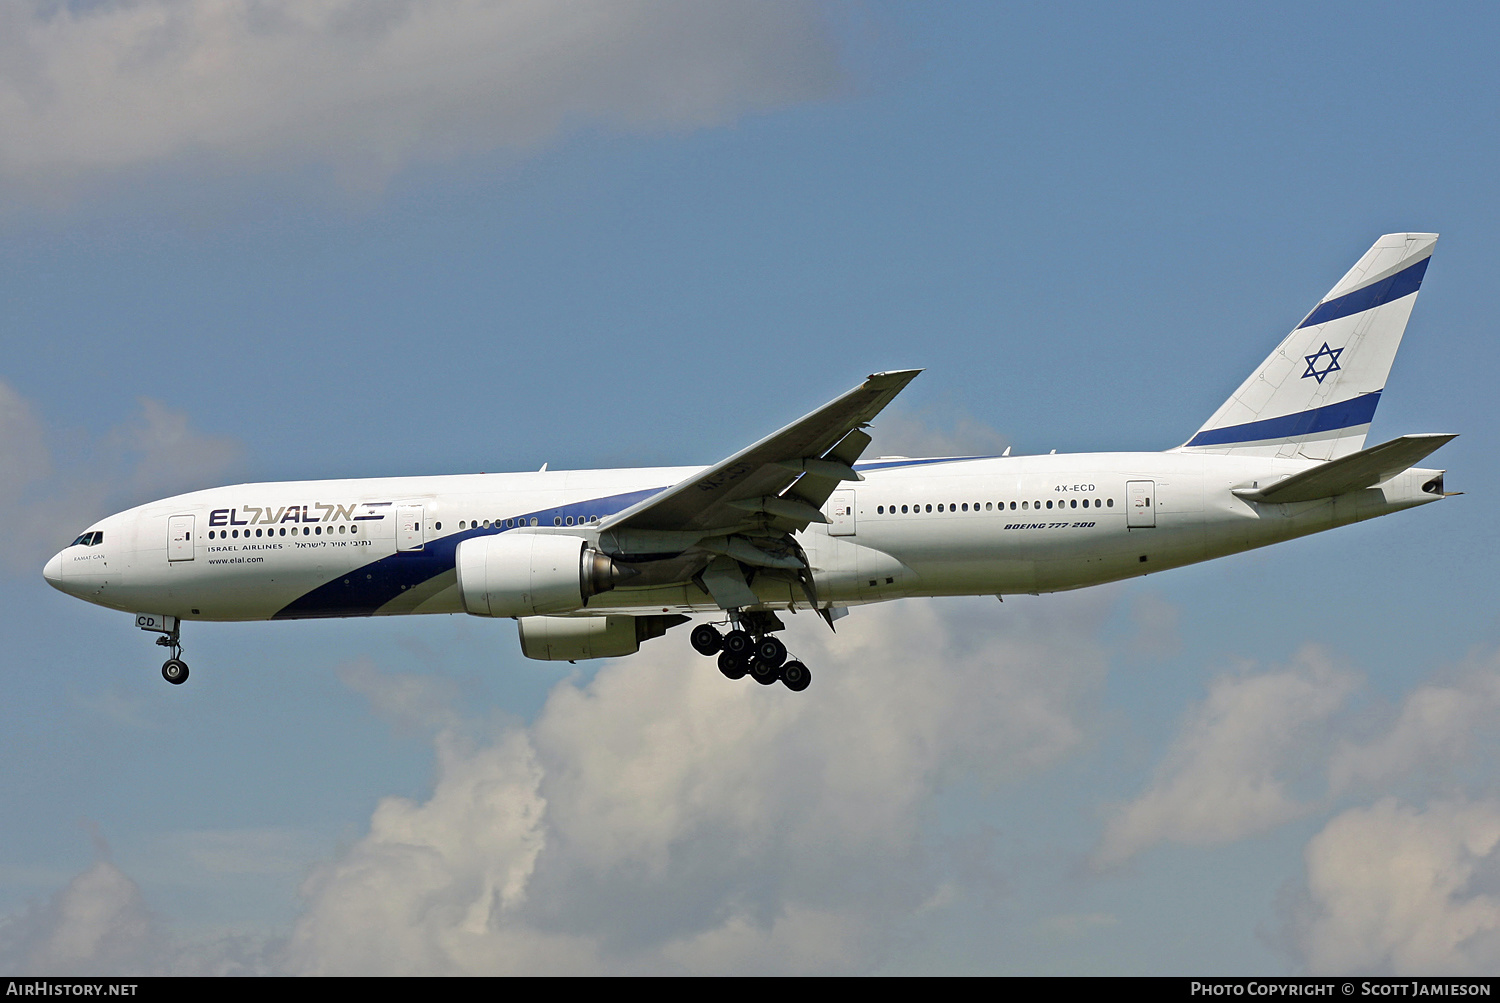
[
  {"x1": 272, "y1": 486, "x2": 664, "y2": 619},
  {"x1": 855, "y1": 455, "x2": 1000, "y2": 471},
  {"x1": 1185, "y1": 391, "x2": 1381, "y2": 448},
  {"x1": 1297, "y1": 256, "x2": 1429, "y2": 329}
]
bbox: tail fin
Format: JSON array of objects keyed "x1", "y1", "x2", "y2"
[{"x1": 1179, "y1": 233, "x2": 1437, "y2": 460}]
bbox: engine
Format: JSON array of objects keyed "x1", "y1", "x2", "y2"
[
  {"x1": 455, "y1": 534, "x2": 629, "y2": 617},
  {"x1": 517, "y1": 613, "x2": 687, "y2": 661}
]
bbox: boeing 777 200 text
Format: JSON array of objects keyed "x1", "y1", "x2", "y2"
[{"x1": 44, "y1": 234, "x2": 1456, "y2": 692}]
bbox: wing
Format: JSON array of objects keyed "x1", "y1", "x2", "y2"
[
  {"x1": 600, "y1": 370, "x2": 920, "y2": 535},
  {"x1": 596, "y1": 370, "x2": 920, "y2": 613}
]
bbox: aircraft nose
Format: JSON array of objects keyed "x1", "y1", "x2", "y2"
[{"x1": 42, "y1": 552, "x2": 64, "y2": 590}]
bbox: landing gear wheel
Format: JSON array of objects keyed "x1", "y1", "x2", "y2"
[
  {"x1": 717, "y1": 650, "x2": 748, "y2": 679},
  {"x1": 750, "y1": 655, "x2": 781, "y2": 686},
  {"x1": 754, "y1": 636, "x2": 787, "y2": 669},
  {"x1": 723, "y1": 629, "x2": 752, "y2": 658},
  {"x1": 691, "y1": 624, "x2": 724, "y2": 656},
  {"x1": 780, "y1": 660, "x2": 810, "y2": 692},
  {"x1": 161, "y1": 658, "x2": 189, "y2": 685}
]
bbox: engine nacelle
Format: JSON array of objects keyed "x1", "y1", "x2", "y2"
[
  {"x1": 455, "y1": 534, "x2": 626, "y2": 617},
  {"x1": 517, "y1": 613, "x2": 688, "y2": 661}
]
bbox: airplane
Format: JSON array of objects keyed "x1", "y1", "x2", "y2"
[{"x1": 44, "y1": 233, "x2": 1455, "y2": 693}]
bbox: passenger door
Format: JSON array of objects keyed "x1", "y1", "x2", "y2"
[
  {"x1": 828, "y1": 489, "x2": 857, "y2": 537},
  {"x1": 397, "y1": 505, "x2": 425, "y2": 551},
  {"x1": 1127, "y1": 480, "x2": 1156, "y2": 529},
  {"x1": 167, "y1": 515, "x2": 195, "y2": 561}
]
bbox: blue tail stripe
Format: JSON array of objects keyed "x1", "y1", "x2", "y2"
[
  {"x1": 1297, "y1": 256, "x2": 1429, "y2": 329},
  {"x1": 1185, "y1": 392, "x2": 1381, "y2": 448}
]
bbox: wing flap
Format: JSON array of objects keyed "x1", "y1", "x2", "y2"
[{"x1": 1234, "y1": 433, "x2": 1456, "y2": 504}]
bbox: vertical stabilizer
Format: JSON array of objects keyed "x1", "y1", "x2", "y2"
[{"x1": 1179, "y1": 233, "x2": 1436, "y2": 460}]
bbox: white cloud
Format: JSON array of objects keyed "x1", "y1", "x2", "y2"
[
  {"x1": 0, "y1": 380, "x2": 241, "y2": 574},
  {"x1": 0, "y1": 860, "x2": 153, "y2": 975},
  {"x1": 105, "y1": 397, "x2": 243, "y2": 502},
  {"x1": 1038, "y1": 912, "x2": 1118, "y2": 939},
  {"x1": 866, "y1": 406, "x2": 1012, "y2": 460},
  {"x1": 179, "y1": 827, "x2": 325, "y2": 879},
  {"x1": 0, "y1": 0, "x2": 846, "y2": 192},
  {"x1": 1329, "y1": 649, "x2": 1500, "y2": 793},
  {"x1": 282, "y1": 593, "x2": 1110, "y2": 974},
  {"x1": 0, "y1": 380, "x2": 50, "y2": 494},
  {"x1": 1094, "y1": 646, "x2": 1358, "y2": 868},
  {"x1": 1125, "y1": 591, "x2": 1181, "y2": 659},
  {"x1": 337, "y1": 657, "x2": 464, "y2": 736},
  {"x1": 1288, "y1": 798, "x2": 1500, "y2": 975},
  {"x1": 286, "y1": 729, "x2": 551, "y2": 975}
]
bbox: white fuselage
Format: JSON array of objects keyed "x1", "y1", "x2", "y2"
[{"x1": 43, "y1": 451, "x2": 1445, "y2": 624}]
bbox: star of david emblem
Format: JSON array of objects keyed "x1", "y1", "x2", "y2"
[{"x1": 1302, "y1": 342, "x2": 1343, "y2": 383}]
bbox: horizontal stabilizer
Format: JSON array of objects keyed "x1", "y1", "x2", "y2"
[{"x1": 1233, "y1": 433, "x2": 1456, "y2": 504}]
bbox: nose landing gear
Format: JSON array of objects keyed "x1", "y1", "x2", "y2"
[
  {"x1": 137, "y1": 613, "x2": 189, "y2": 685},
  {"x1": 691, "y1": 620, "x2": 811, "y2": 692}
]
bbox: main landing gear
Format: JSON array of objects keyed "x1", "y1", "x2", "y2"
[
  {"x1": 690, "y1": 622, "x2": 811, "y2": 692},
  {"x1": 137, "y1": 613, "x2": 189, "y2": 685}
]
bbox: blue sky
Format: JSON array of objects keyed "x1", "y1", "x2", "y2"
[{"x1": 2, "y1": 1, "x2": 1499, "y2": 975}]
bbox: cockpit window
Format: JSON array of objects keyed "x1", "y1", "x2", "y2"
[{"x1": 69, "y1": 531, "x2": 102, "y2": 547}]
